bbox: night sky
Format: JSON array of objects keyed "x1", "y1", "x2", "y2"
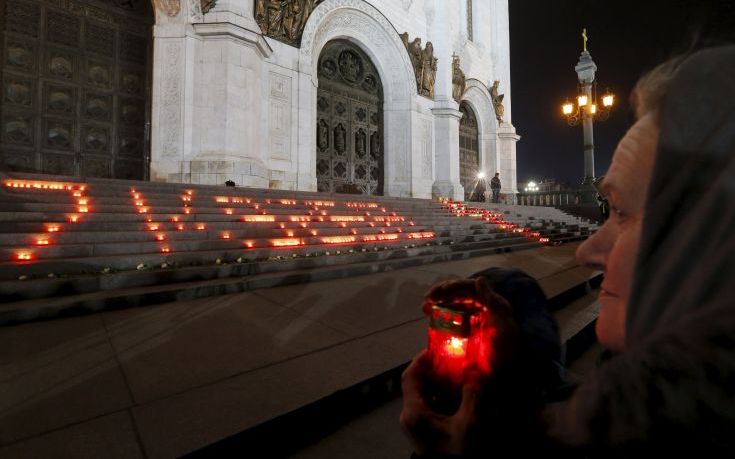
[{"x1": 509, "y1": 0, "x2": 735, "y2": 186}]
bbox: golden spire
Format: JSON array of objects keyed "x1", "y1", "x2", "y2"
[{"x1": 582, "y1": 28, "x2": 588, "y2": 52}]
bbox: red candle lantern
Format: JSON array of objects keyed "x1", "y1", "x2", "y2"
[{"x1": 424, "y1": 295, "x2": 497, "y2": 413}]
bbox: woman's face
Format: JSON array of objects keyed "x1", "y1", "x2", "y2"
[{"x1": 576, "y1": 113, "x2": 659, "y2": 350}]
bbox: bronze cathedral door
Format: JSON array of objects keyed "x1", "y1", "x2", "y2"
[
  {"x1": 1, "y1": 0, "x2": 153, "y2": 179},
  {"x1": 316, "y1": 40, "x2": 383, "y2": 195},
  {"x1": 459, "y1": 102, "x2": 480, "y2": 201}
]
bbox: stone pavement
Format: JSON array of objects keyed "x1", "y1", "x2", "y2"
[{"x1": 0, "y1": 242, "x2": 595, "y2": 458}]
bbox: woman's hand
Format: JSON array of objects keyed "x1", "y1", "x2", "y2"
[
  {"x1": 400, "y1": 349, "x2": 482, "y2": 456},
  {"x1": 401, "y1": 277, "x2": 521, "y2": 456}
]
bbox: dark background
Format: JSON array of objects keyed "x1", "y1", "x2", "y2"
[{"x1": 509, "y1": 0, "x2": 735, "y2": 186}]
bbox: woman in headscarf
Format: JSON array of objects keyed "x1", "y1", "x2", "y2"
[{"x1": 400, "y1": 45, "x2": 735, "y2": 456}]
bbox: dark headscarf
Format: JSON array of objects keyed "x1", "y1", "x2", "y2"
[
  {"x1": 627, "y1": 45, "x2": 735, "y2": 343},
  {"x1": 547, "y1": 46, "x2": 735, "y2": 455}
]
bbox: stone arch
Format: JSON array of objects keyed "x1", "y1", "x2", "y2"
[
  {"x1": 300, "y1": 0, "x2": 415, "y2": 102},
  {"x1": 299, "y1": 0, "x2": 418, "y2": 196},
  {"x1": 462, "y1": 79, "x2": 499, "y2": 178}
]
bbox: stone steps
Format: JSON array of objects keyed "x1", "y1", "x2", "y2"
[
  {"x1": 0, "y1": 174, "x2": 594, "y2": 323},
  {"x1": 0, "y1": 236, "x2": 541, "y2": 324}
]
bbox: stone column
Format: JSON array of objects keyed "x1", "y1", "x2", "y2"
[
  {"x1": 430, "y1": 0, "x2": 463, "y2": 200},
  {"x1": 496, "y1": 121, "x2": 520, "y2": 203},
  {"x1": 431, "y1": 107, "x2": 464, "y2": 200},
  {"x1": 149, "y1": 0, "x2": 202, "y2": 182},
  {"x1": 185, "y1": 1, "x2": 272, "y2": 186}
]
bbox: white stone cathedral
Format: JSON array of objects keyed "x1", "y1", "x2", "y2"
[{"x1": 149, "y1": 0, "x2": 519, "y2": 200}]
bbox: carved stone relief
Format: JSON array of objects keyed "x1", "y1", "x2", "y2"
[
  {"x1": 400, "y1": 32, "x2": 436, "y2": 99},
  {"x1": 490, "y1": 80, "x2": 505, "y2": 122},
  {"x1": 421, "y1": 119, "x2": 432, "y2": 179},
  {"x1": 452, "y1": 54, "x2": 466, "y2": 103},
  {"x1": 269, "y1": 72, "x2": 292, "y2": 161},
  {"x1": 200, "y1": 0, "x2": 216, "y2": 14},
  {"x1": 255, "y1": 0, "x2": 323, "y2": 47},
  {"x1": 161, "y1": 42, "x2": 182, "y2": 157}
]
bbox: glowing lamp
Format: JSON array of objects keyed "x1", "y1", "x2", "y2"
[
  {"x1": 78, "y1": 206, "x2": 89, "y2": 213},
  {"x1": 562, "y1": 102, "x2": 574, "y2": 115},
  {"x1": 577, "y1": 94, "x2": 588, "y2": 107},
  {"x1": 148, "y1": 224, "x2": 160, "y2": 231},
  {"x1": 477, "y1": 172, "x2": 486, "y2": 179},
  {"x1": 184, "y1": 208, "x2": 191, "y2": 214},
  {"x1": 16, "y1": 252, "x2": 33, "y2": 261},
  {"x1": 589, "y1": 104, "x2": 597, "y2": 115},
  {"x1": 177, "y1": 224, "x2": 185, "y2": 231},
  {"x1": 138, "y1": 207, "x2": 148, "y2": 214},
  {"x1": 225, "y1": 209, "x2": 233, "y2": 215},
  {"x1": 68, "y1": 215, "x2": 80, "y2": 223},
  {"x1": 424, "y1": 298, "x2": 497, "y2": 413},
  {"x1": 539, "y1": 237, "x2": 550, "y2": 243},
  {"x1": 161, "y1": 246, "x2": 170, "y2": 253},
  {"x1": 156, "y1": 234, "x2": 166, "y2": 241},
  {"x1": 73, "y1": 191, "x2": 82, "y2": 197},
  {"x1": 36, "y1": 238, "x2": 50, "y2": 245},
  {"x1": 602, "y1": 92, "x2": 614, "y2": 107},
  {"x1": 46, "y1": 225, "x2": 60, "y2": 233},
  {"x1": 171, "y1": 217, "x2": 179, "y2": 222},
  {"x1": 196, "y1": 224, "x2": 206, "y2": 231},
  {"x1": 244, "y1": 241, "x2": 255, "y2": 248},
  {"x1": 221, "y1": 232, "x2": 231, "y2": 239}
]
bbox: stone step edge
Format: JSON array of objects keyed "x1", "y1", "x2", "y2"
[
  {"x1": 0, "y1": 240, "x2": 543, "y2": 326},
  {"x1": 0, "y1": 233, "x2": 532, "y2": 280},
  {"x1": 188, "y1": 275, "x2": 603, "y2": 457},
  {"x1": 0, "y1": 235, "x2": 527, "y2": 296}
]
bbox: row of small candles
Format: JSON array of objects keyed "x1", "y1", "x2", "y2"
[
  {"x1": 4, "y1": 180, "x2": 92, "y2": 261},
  {"x1": 6, "y1": 179, "x2": 435, "y2": 262},
  {"x1": 438, "y1": 198, "x2": 550, "y2": 244}
]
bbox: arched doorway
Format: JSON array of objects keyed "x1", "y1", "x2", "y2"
[
  {"x1": 459, "y1": 101, "x2": 480, "y2": 201},
  {"x1": 316, "y1": 39, "x2": 383, "y2": 195},
  {"x1": 0, "y1": 0, "x2": 153, "y2": 179}
]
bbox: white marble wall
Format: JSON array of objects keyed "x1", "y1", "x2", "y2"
[{"x1": 148, "y1": 0, "x2": 518, "y2": 198}]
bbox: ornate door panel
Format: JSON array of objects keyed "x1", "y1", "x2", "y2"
[
  {"x1": 459, "y1": 102, "x2": 480, "y2": 200},
  {"x1": 1, "y1": 0, "x2": 152, "y2": 179},
  {"x1": 316, "y1": 40, "x2": 383, "y2": 195}
]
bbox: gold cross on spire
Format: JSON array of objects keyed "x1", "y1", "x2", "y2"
[{"x1": 582, "y1": 28, "x2": 588, "y2": 52}]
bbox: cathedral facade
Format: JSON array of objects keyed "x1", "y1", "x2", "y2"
[{"x1": 1, "y1": 0, "x2": 519, "y2": 200}]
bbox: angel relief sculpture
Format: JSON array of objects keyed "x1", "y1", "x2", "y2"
[
  {"x1": 255, "y1": 0, "x2": 322, "y2": 46},
  {"x1": 452, "y1": 54, "x2": 466, "y2": 103},
  {"x1": 490, "y1": 80, "x2": 505, "y2": 122},
  {"x1": 400, "y1": 32, "x2": 437, "y2": 99}
]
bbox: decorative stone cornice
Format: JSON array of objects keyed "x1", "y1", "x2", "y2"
[{"x1": 193, "y1": 22, "x2": 273, "y2": 57}]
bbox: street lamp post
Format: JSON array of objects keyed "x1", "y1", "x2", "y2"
[{"x1": 561, "y1": 29, "x2": 615, "y2": 185}]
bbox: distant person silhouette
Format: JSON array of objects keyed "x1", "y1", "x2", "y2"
[{"x1": 490, "y1": 173, "x2": 501, "y2": 203}]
